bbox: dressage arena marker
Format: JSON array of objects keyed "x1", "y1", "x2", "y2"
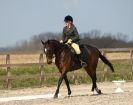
[
  {"x1": 0, "y1": 94, "x2": 61, "y2": 102},
  {"x1": 112, "y1": 80, "x2": 126, "y2": 93}
]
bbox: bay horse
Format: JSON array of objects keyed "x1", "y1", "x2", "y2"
[{"x1": 41, "y1": 40, "x2": 114, "y2": 98}]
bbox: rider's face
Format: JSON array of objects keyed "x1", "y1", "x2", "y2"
[{"x1": 65, "y1": 21, "x2": 72, "y2": 28}]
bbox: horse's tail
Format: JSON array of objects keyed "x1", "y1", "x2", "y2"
[{"x1": 98, "y1": 50, "x2": 114, "y2": 72}]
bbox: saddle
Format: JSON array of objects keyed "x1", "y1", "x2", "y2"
[{"x1": 68, "y1": 44, "x2": 89, "y2": 63}]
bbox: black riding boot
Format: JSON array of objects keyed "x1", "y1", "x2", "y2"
[{"x1": 78, "y1": 53, "x2": 87, "y2": 67}]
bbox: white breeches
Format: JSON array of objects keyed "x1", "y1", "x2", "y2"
[{"x1": 71, "y1": 43, "x2": 81, "y2": 54}]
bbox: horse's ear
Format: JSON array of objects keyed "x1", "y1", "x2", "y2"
[
  {"x1": 47, "y1": 40, "x2": 50, "y2": 44},
  {"x1": 41, "y1": 40, "x2": 45, "y2": 45}
]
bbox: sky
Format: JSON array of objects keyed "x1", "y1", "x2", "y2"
[{"x1": 0, "y1": 0, "x2": 133, "y2": 48}]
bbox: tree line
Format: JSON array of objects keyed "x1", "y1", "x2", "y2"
[{"x1": 2, "y1": 30, "x2": 133, "y2": 52}]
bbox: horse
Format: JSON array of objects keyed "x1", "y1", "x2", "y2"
[{"x1": 41, "y1": 40, "x2": 114, "y2": 98}]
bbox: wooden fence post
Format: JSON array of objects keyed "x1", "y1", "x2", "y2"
[
  {"x1": 102, "y1": 51, "x2": 108, "y2": 81},
  {"x1": 130, "y1": 50, "x2": 133, "y2": 80},
  {"x1": 6, "y1": 54, "x2": 11, "y2": 89},
  {"x1": 39, "y1": 53, "x2": 44, "y2": 86}
]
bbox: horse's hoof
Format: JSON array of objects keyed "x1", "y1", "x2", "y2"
[
  {"x1": 68, "y1": 91, "x2": 72, "y2": 96},
  {"x1": 98, "y1": 90, "x2": 102, "y2": 95},
  {"x1": 54, "y1": 95, "x2": 58, "y2": 99},
  {"x1": 67, "y1": 95, "x2": 71, "y2": 98}
]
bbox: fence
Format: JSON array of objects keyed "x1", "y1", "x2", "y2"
[
  {"x1": 0, "y1": 51, "x2": 45, "y2": 89},
  {"x1": 101, "y1": 48, "x2": 133, "y2": 81},
  {"x1": 0, "y1": 48, "x2": 133, "y2": 89}
]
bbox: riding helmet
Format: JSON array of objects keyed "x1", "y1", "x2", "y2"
[{"x1": 64, "y1": 15, "x2": 73, "y2": 22}]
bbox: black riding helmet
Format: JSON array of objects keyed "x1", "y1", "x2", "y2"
[{"x1": 64, "y1": 15, "x2": 73, "y2": 22}]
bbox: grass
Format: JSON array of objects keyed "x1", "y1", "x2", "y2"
[
  {"x1": 0, "y1": 60, "x2": 132, "y2": 89},
  {"x1": 11, "y1": 79, "x2": 40, "y2": 88}
]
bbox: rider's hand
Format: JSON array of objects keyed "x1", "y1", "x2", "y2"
[
  {"x1": 67, "y1": 39, "x2": 72, "y2": 44},
  {"x1": 60, "y1": 40, "x2": 63, "y2": 43}
]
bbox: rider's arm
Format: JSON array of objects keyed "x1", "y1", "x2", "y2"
[{"x1": 71, "y1": 27, "x2": 80, "y2": 42}]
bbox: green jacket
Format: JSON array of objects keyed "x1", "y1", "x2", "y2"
[{"x1": 62, "y1": 25, "x2": 80, "y2": 43}]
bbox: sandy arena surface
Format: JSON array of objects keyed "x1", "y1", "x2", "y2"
[{"x1": 0, "y1": 82, "x2": 133, "y2": 105}]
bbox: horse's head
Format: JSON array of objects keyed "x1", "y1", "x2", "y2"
[{"x1": 41, "y1": 40, "x2": 59, "y2": 64}]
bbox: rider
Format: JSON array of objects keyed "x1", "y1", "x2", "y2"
[{"x1": 60, "y1": 15, "x2": 87, "y2": 67}]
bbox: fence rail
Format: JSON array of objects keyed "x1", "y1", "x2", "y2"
[
  {"x1": 0, "y1": 53, "x2": 44, "y2": 89},
  {"x1": 0, "y1": 48, "x2": 133, "y2": 89}
]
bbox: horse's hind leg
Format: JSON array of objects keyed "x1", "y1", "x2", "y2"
[
  {"x1": 91, "y1": 73, "x2": 102, "y2": 94},
  {"x1": 85, "y1": 68, "x2": 102, "y2": 94}
]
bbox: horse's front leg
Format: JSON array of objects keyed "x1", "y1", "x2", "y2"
[
  {"x1": 64, "y1": 75, "x2": 71, "y2": 96},
  {"x1": 54, "y1": 71, "x2": 66, "y2": 98}
]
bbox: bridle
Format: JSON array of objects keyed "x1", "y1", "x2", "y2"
[{"x1": 44, "y1": 47, "x2": 55, "y2": 59}]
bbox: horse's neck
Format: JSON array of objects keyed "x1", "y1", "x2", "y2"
[{"x1": 54, "y1": 44, "x2": 65, "y2": 55}]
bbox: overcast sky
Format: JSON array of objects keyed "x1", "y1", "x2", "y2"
[{"x1": 0, "y1": 0, "x2": 133, "y2": 47}]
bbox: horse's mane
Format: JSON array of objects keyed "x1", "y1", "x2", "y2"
[
  {"x1": 48, "y1": 39, "x2": 71, "y2": 53},
  {"x1": 47, "y1": 39, "x2": 59, "y2": 43}
]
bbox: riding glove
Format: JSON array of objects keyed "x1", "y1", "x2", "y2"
[{"x1": 67, "y1": 39, "x2": 72, "y2": 44}]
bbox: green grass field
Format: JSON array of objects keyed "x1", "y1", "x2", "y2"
[{"x1": 0, "y1": 60, "x2": 132, "y2": 89}]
